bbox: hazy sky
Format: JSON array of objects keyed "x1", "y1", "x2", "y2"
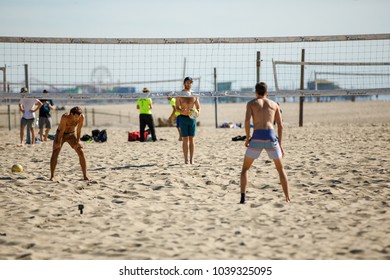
[{"x1": 0, "y1": 0, "x2": 389, "y2": 38}]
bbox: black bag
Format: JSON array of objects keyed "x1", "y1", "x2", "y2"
[
  {"x1": 92, "y1": 129, "x2": 100, "y2": 142},
  {"x1": 80, "y1": 134, "x2": 93, "y2": 142},
  {"x1": 91, "y1": 129, "x2": 107, "y2": 142},
  {"x1": 98, "y1": 129, "x2": 107, "y2": 142}
]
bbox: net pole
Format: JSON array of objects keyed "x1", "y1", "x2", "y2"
[
  {"x1": 214, "y1": 67, "x2": 218, "y2": 129},
  {"x1": 256, "y1": 51, "x2": 261, "y2": 83},
  {"x1": 25, "y1": 64, "x2": 31, "y2": 143},
  {"x1": 182, "y1": 57, "x2": 187, "y2": 80},
  {"x1": 24, "y1": 64, "x2": 29, "y2": 89},
  {"x1": 272, "y1": 59, "x2": 279, "y2": 91},
  {"x1": 8, "y1": 104, "x2": 11, "y2": 131},
  {"x1": 1, "y1": 66, "x2": 6, "y2": 92},
  {"x1": 299, "y1": 49, "x2": 305, "y2": 127}
]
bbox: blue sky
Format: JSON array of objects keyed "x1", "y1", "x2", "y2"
[{"x1": 0, "y1": 0, "x2": 389, "y2": 38}]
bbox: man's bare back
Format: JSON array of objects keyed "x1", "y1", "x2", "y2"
[
  {"x1": 246, "y1": 97, "x2": 281, "y2": 130},
  {"x1": 240, "y1": 82, "x2": 290, "y2": 204}
]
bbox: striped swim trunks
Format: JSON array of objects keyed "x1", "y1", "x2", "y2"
[{"x1": 245, "y1": 129, "x2": 282, "y2": 160}]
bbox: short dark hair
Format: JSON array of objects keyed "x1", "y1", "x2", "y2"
[
  {"x1": 183, "y1": 76, "x2": 193, "y2": 84},
  {"x1": 70, "y1": 106, "x2": 82, "y2": 115},
  {"x1": 255, "y1": 82, "x2": 267, "y2": 96}
]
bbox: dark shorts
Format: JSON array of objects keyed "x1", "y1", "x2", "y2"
[
  {"x1": 21, "y1": 117, "x2": 35, "y2": 128},
  {"x1": 38, "y1": 117, "x2": 52, "y2": 129},
  {"x1": 54, "y1": 130, "x2": 79, "y2": 150},
  {"x1": 179, "y1": 115, "x2": 196, "y2": 137}
]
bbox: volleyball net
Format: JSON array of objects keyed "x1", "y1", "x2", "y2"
[{"x1": 0, "y1": 34, "x2": 389, "y2": 101}]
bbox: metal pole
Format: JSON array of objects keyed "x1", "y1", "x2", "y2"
[
  {"x1": 272, "y1": 59, "x2": 279, "y2": 91},
  {"x1": 24, "y1": 64, "x2": 29, "y2": 89},
  {"x1": 256, "y1": 51, "x2": 261, "y2": 83},
  {"x1": 183, "y1": 57, "x2": 187, "y2": 80},
  {"x1": 1, "y1": 66, "x2": 6, "y2": 92},
  {"x1": 314, "y1": 71, "x2": 320, "y2": 102},
  {"x1": 299, "y1": 49, "x2": 305, "y2": 127},
  {"x1": 8, "y1": 104, "x2": 11, "y2": 130},
  {"x1": 213, "y1": 67, "x2": 218, "y2": 129}
]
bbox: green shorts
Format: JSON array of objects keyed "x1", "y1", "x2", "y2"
[{"x1": 179, "y1": 115, "x2": 196, "y2": 137}]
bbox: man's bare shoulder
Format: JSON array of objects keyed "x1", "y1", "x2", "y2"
[
  {"x1": 265, "y1": 98, "x2": 279, "y2": 108},
  {"x1": 183, "y1": 96, "x2": 196, "y2": 100},
  {"x1": 247, "y1": 98, "x2": 258, "y2": 105}
]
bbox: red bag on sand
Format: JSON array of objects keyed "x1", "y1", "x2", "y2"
[
  {"x1": 128, "y1": 131, "x2": 139, "y2": 141},
  {"x1": 128, "y1": 131, "x2": 149, "y2": 141}
]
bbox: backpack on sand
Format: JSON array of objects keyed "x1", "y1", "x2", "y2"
[
  {"x1": 98, "y1": 129, "x2": 107, "y2": 142},
  {"x1": 91, "y1": 129, "x2": 107, "y2": 143}
]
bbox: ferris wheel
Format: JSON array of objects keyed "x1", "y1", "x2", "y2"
[{"x1": 90, "y1": 66, "x2": 112, "y2": 89}]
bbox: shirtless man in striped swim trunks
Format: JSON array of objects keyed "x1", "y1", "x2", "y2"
[
  {"x1": 240, "y1": 82, "x2": 290, "y2": 204},
  {"x1": 50, "y1": 106, "x2": 88, "y2": 181}
]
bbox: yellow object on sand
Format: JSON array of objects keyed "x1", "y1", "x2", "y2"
[{"x1": 11, "y1": 164, "x2": 23, "y2": 172}]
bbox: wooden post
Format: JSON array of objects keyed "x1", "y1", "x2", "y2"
[
  {"x1": 14, "y1": 109, "x2": 17, "y2": 128},
  {"x1": 299, "y1": 49, "x2": 305, "y2": 127},
  {"x1": 214, "y1": 67, "x2": 218, "y2": 129},
  {"x1": 84, "y1": 107, "x2": 88, "y2": 127},
  {"x1": 55, "y1": 109, "x2": 59, "y2": 126},
  {"x1": 92, "y1": 108, "x2": 95, "y2": 127}
]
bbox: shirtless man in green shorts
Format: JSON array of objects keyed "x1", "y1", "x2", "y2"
[
  {"x1": 175, "y1": 77, "x2": 201, "y2": 164},
  {"x1": 50, "y1": 106, "x2": 88, "y2": 180},
  {"x1": 240, "y1": 82, "x2": 290, "y2": 203}
]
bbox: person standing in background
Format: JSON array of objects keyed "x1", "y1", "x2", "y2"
[
  {"x1": 137, "y1": 87, "x2": 157, "y2": 142},
  {"x1": 167, "y1": 96, "x2": 182, "y2": 141},
  {"x1": 175, "y1": 77, "x2": 201, "y2": 164},
  {"x1": 39, "y1": 89, "x2": 55, "y2": 141},
  {"x1": 18, "y1": 87, "x2": 42, "y2": 145}
]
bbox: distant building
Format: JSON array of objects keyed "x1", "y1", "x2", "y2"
[
  {"x1": 113, "y1": 86, "x2": 136, "y2": 93},
  {"x1": 217, "y1": 82, "x2": 232, "y2": 91},
  {"x1": 307, "y1": 79, "x2": 341, "y2": 90}
]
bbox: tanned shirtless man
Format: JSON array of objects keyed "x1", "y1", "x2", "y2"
[
  {"x1": 240, "y1": 82, "x2": 290, "y2": 204},
  {"x1": 50, "y1": 106, "x2": 88, "y2": 180},
  {"x1": 175, "y1": 77, "x2": 201, "y2": 164}
]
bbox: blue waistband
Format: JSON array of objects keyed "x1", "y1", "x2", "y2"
[{"x1": 252, "y1": 129, "x2": 278, "y2": 141}]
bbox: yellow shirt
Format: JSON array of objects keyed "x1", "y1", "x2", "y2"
[
  {"x1": 137, "y1": 98, "x2": 152, "y2": 114},
  {"x1": 170, "y1": 98, "x2": 180, "y2": 116}
]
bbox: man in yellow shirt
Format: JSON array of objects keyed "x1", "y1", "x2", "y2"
[
  {"x1": 167, "y1": 96, "x2": 182, "y2": 141},
  {"x1": 137, "y1": 87, "x2": 157, "y2": 142}
]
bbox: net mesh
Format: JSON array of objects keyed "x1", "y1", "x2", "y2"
[{"x1": 0, "y1": 35, "x2": 389, "y2": 100}]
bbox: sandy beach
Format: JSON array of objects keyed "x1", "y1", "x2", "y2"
[{"x1": 0, "y1": 100, "x2": 389, "y2": 260}]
